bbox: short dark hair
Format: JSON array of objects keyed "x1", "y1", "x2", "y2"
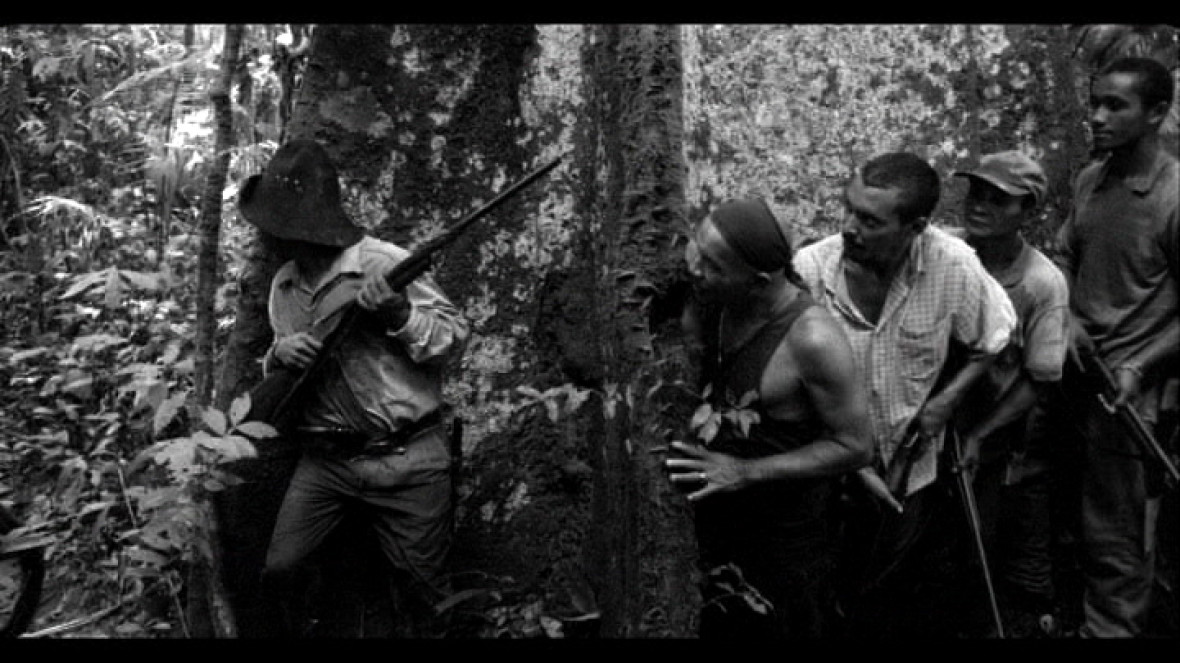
[
  {"x1": 859, "y1": 152, "x2": 942, "y2": 225},
  {"x1": 1097, "y1": 56, "x2": 1175, "y2": 110}
]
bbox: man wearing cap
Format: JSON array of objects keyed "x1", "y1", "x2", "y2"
[
  {"x1": 666, "y1": 197, "x2": 872, "y2": 638},
  {"x1": 948, "y1": 150, "x2": 1070, "y2": 636},
  {"x1": 1054, "y1": 57, "x2": 1178, "y2": 638},
  {"x1": 793, "y1": 152, "x2": 1016, "y2": 637},
  {"x1": 237, "y1": 139, "x2": 469, "y2": 637}
]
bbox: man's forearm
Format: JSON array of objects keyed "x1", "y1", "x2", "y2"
[
  {"x1": 1123, "y1": 322, "x2": 1180, "y2": 377},
  {"x1": 964, "y1": 377, "x2": 1040, "y2": 444},
  {"x1": 743, "y1": 433, "x2": 871, "y2": 484},
  {"x1": 934, "y1": 352, "x2": 998, "y2": 412}
]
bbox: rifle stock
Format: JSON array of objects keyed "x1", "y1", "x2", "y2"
[
  {"x1": 1075, "y1": 345, "x2": 1180, "y2": 485},
  {"x1": 245, "y1": 154, "x2": 564, "y2": 433}
]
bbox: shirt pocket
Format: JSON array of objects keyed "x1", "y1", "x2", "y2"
[{"x1": 895, "y1": 315, "x2": 950, "y2": 384}]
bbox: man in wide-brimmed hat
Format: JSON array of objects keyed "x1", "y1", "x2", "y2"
[{"x1": 239, "y1": 139, "x2": 469, "y2": 637}]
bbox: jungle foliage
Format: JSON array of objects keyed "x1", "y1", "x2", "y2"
[{"x1": 0, "y1": 23, "x2": 1176, "y2": 639}]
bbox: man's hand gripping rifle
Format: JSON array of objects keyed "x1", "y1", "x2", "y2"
[
  {"x1": 1073, "y1": 343, "x2": 1180, "y2": 487},
  {"x1": 245, "y1": 155, "x2": 564, "y2": 435}
]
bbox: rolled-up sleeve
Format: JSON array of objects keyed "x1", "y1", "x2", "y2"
[
  {"x1": 951, "y1": 253, "x2": 1016, "y2": 357},
  {"x1": 388, "y1": 273, "x2": 470, "y2": 364},
  {"x1": 361, "y1": 242, "x2": 468, "y2": 365}
]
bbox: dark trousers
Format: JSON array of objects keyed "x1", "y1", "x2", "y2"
[
  {"x1": 970, "y1": 414, "x2": 1058, "y2": 623},
  {"x1": 1054, "y1": 361, "x2": 1168, "y2": 638},
  {"x1": 693, "y1": 481, "x2": 838, "y2": 639},
  {"x1": 261, "y1": 426, "x2": 453, "y2": 637},
  {"x1": 971, "y1": 458, "x2": 1057, "y2": 636},
  {"x1": 835, "y1": 477, "x2": 974, "y2": 639}
]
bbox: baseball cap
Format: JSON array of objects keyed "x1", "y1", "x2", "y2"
[{"x1": 953, "y1": 151, "x2": 1047, "y2": 207}]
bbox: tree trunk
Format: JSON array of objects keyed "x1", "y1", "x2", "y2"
[
  {"x1": 187, "y1": 23, "x2": 243, "y2": 639},
  {"x1": 577, "y1": 24, "x2": 700, "y2": 638},
  {"x1": 194, "y1": 25, "x2": 241, "y2": 407}
]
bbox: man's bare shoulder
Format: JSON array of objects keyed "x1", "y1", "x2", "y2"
[{"x1": 785, "y1": 304, "x2": 853, "y2": 366}]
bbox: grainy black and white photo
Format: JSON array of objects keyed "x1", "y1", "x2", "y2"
[{"x1": 0, "y1": 23, "x2": 1176, "y2": 641}]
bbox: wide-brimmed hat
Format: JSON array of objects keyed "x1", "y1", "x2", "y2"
[
  {"x1": 238, "y1": 139, "x2": 364, "y2": 247},
  {"x1": 953, "y1": 150, "x2": 1047, "y2": 207}
]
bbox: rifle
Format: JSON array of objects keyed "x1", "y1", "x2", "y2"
[
  {"x1": 1072, "y1": 344, "x2": 1180, "y2": 486},
  {"x1": 947, "y1": 427, "x2": 1006, "y2": 638},
  {"x1": 246, "y1": 155, "x2": 564, "y2": 433}
]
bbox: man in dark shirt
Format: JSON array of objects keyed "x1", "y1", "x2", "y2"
[
  {"x1": 666, "y1": 197, "x2": 872, "y2": 638},
  {"x1": 1054, "y1": 56, "x2": 1178, "y2": 638}
]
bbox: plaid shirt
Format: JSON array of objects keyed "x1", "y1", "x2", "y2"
[{"x1": 795, "y1": 226, "x2": 1015, "y2": 495}]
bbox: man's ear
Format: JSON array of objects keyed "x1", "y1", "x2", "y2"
[{"x1": 1147, "y1": 99, "x2": 1171, "y2": 129}]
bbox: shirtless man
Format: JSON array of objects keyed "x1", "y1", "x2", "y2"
[{"x1": 666, "y1": 197, "x2": 872, "y2": 638}]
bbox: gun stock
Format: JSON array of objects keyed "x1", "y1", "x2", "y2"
[
  {"x1": 1076, "y1": 346, "x2": 1180, "y2": 485},
  {"x1": 245, "y1": 154, "x2": 564, "y2": 433}
]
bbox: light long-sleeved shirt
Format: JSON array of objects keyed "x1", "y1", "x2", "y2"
[
  {"x1": 795, "y1": 226, "x2": 1016, "y2": 495},
  {"x1": 264, "y1": 235, "x2": 469, "y2": 433}
]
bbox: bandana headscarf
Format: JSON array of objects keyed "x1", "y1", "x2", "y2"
[{"x1": 709, "y1": 198, "x2": 793, "y2": 273}]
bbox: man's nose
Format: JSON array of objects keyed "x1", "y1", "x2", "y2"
[
  {"x1": 1090, "y1": 106, "x2": 1107, "y2": 128},
  {"x1": 841, "y1": 213, "x2": 859, "y2": 237}
]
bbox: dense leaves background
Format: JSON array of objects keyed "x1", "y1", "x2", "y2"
[{"x1": 0, "y1": 23, "x2": 1176, "y2": 639}]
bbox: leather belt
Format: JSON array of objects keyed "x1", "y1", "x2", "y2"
[{"x1": 297, "y1": 410, "x2": 444, "y2": 460}]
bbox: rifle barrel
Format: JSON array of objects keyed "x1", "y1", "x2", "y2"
[
  {"x1": 949, "y1": 429, "x2": 1006, "y2": 638},
  {"x1": 248, "y1": 154, "x2": 564, "y2": 432}
]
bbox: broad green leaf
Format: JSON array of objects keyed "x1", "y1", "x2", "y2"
[
  {"x1": 60, "y1": 267, "x2": 113, "y2": 299},
  {"x1": 61, "y1": 375, "x2": 93, "y2": 399},
  {"x1": 234, "y1": 420, "x2": 279, "y2": 439},
  {"x1": 104, "y1": 267, "x2": 123, "y2": 308},
  {"x1": 202, "y1": 408, "x2": 227, "y2": 436},
  {"x1": 119, "y1": 269, "x2": 168, "y2": 292},
  {"x1": 690, "y1": 403, "x2": 713, "y2": 430},
  {"x1": 69, "y1": 333, "x2": 127, "y2": 356},
  {"x1": 516, "y1": 385, "x2": 544, "y2": 400},
  {"x1": 228, "y1": 435, "x2": 258, "y2": 460},
  {"x1": 699, "y1": 415, "x2": 721, "y2": 444},
  {"x1": 137, "y1": 486, "x2": 183, "y2": 511},
  {"x1": 126, "y1": 546, "x2": 170, "y2": 568},
  {"x1": 565, "y1": 387, "x2": 590, "y2": 414},
  {"x1": 159, "y1": 341, "x2": 182, "y2": 365},
  {"x1": 152, "y1": 438, "x2": 197, "y2": 477},
  {"x1": 139, "y1": 523, "x2": 176, "y2": 553},
  {"x1": 77, "y1": 500, "x2": 115, "y2": 518},
  {"x1": 736, "y1": 390, "x2": 758, "y2": 408},
  {"x1": 735, "y1": 410, "x2": 760, "y2": 438},
  {"x1": 153, "y1": 392, "x2": 186, "y2": 437},
  {"x1": 9, "y1": 347, "x2": 49, "y2": 363},
  {"x1": 228, "y1": 393, "x2": 251, "y2": 426}
]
